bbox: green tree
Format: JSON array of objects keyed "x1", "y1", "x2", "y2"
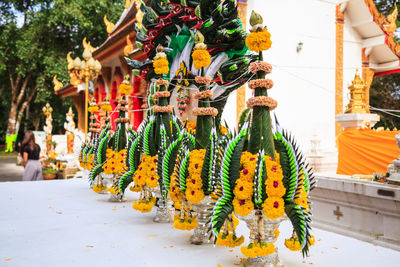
[{"x1": 0, "y1": 0, "x2": 124, "y2": 144}]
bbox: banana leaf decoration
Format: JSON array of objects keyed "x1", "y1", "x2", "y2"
[
  {"x1": 285, "y1": 203, "x2": 312, "y2": 257},
  {"x1": 113, "y1": 109, "x2": 127, "y2": 152},
  {"x1": 89, "y1": 131, "x2": 110, "y2": 183},
  {"x1": 177, "y1": 147, "x2": 190, "y2": 192},
  {"x1": 143, "y1": 115, "x2": 157, "y2": 156},
  {"x1": 162, "y1": 129, "x2": 185, "y2": 192},
  {"x1": 209, "y1": 122, "x2": 249, "y2": 238},
  {"x1": 200, "y1": 126, "x2": 218, "y2": 195},
  {"x1": 274, "y1": 125, "x2": 301, "y2": 202},
  {"x1": 119, "y1": 134, "x2": 142, "y2": 194}
]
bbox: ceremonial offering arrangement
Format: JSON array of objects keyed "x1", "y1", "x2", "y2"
[{"x1": 208, "y1": 11, "x2": 315, "y2": 266}]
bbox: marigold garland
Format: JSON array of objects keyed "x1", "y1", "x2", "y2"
[
  {"x1": 156, "y1": 79, "x2": 169, "y2": 86},
  {"x1": 194, "y1": 75, "x2": 212, "y2": 84},
  {"x1": 284, "y1": 237, "x2": 302, "y2": 251},
  {"x1": 249, "y1": 61, "x2": 273, "y2": 75},
  {"x1": 173, "y1": 214, "x2": 198, "y2": 230},
  {"x1": 153, "y1": 91, "x2": 171, "y2": 98},
  {"x1": 216, "y1": 233, "x2": 244, "y2": 248},
  {"x1": 133, "y1": 154, "x2": 159, "y2": 189},
  {"x1": 245, "y1": 28, "x2": 272, "y2": 52},
  {"x1": 93, "y1": 184, "x2": 106, "y2": 193},
  {"x1": 101, "y1": 103, "x2": 112, "y2": 112},
  {"x1": 241, "y1": 242, "x2": 275, "y2": 258},
  {"x1": 107, "y1": 186, "x2": 119, "y2": 195},
  {"x1": 233, "y1": 152, "x2": 258, "y2": 216},
  {"x1": 153, "y1": 105, "x2": 173, "y2": 113},
  {"x1": 88, "y1": 105, "x2": 99, "y2": 113},
  {"x1": 153, "y1": 57, "x2": 169, "y2": 74},
  {"x1": 192, "y1": 107, "x2": 218, "y2": 117},
  {"x1": 103, "y1": 149, "x2": 128, "y2": 175},
  {"x1": 192, "y1": 49, "x2": 211, "y2": 70},
  {"x1": 193, "y1": 90, "x2": 213, "y2": 99},
  {"x1": 185, "y1": 149, "x2": 206, "y2": 204},
  {"x1": 248, "y1": 79, "x2": 274, "y2": 90},
  {"x1": 119, "y1": 82, "x2": 132, "y2": 95},
  {"x1": 247, "y1": 96, "x2": 278, "y2": 110},
  {"x1": 132, "y1": 197, "x2": 157, "y2": 213}
]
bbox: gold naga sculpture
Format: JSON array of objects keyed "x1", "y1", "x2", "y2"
[
  {"x1": 53, "y1": 75, "x2": 63, "y2": 92},
  {"x1": 384, "y1": 5, "x2": 398, "y2": 36},
  {"x1": 104, "y1": 15, "x2": 115, "y2": 35},
  {"x1": 345, "y1": 69, "x2": 370, "y2": 114}
]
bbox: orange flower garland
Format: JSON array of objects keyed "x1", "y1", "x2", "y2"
[
  {"x1": 263, "y1": 152, "x2": 285, "y2": 219},
  {"x1": 233, "y1": 152, "x2": 258, "y2": 216},
  {"x1": 133, "y1": 154, "x2": 159, "y2": 189},
  {"x1": 185, "y1": 149, "x2": 206, "y2": 204}
]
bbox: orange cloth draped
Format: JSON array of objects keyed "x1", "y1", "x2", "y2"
[{"x1": 337, "y1": 129, "x2": 400, "y2": 175}]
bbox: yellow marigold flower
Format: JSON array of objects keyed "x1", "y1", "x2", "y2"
[
  {"x1": 174, "y1": 201, "x2": 182, "y2": 210},
  {"x1": 245, "y1": 28, "x2": 272, "y2": 52},
  {"x1": 119, "y1": 82, "x2": 132, "y2": 95},
  {"x1": 234, "y1": 179, "x2": 253, "y2": 199},
  {"x1": 284, "y1": 237, "x2": 301, "y2": 251},
  {"x1": 220, "y1": 125, "x2": 228, "y2": 135},
  {"x1": 186, "y1": 176, "x2": 203, "y2": 190},
  {"x1": 265, "y1": 178, "x2": 286, "y2": 197},
  {"x1": 273, "y1": 229, "x2": 280, "y2": 238},
  {"x1": 88, "y1": 105, "x2": 99, "y2": 113},
  {"x1": 233, "y1": 197, "x2": 254, "y2": 216},
  {"x1": 132, "y1": 197, "x2": 156, "y2": 213},
  {"x1": 153, "y1": 57, "x2": 169, "y2": 74},
  {"x1": 192, "y1": 49, "x2": 211, "y2": 69},
  {"x1": 146, "y1": 175, "x2": 159, "y2": 188},
  {"x1": 263, "y1": 197, "x2": 284, "y2": 219},
  {"x1": 186, "y1": 188, "x2": 205, "y2": 204},
  {"x1": 169, "y1": 184, "x2": 182, "y2": 202},
  {"x1": 101, "y1": 103, "x2": 112, "y2": 112},
  {"x1": 93, "y1": 184, "x2": 106, "y2": 194},
  {"x1": 107, "y1": 186, "x2": 119, "y2": 195},
  {"x1": 129, "y1": 184, "x2": 141, "y2": 192}
]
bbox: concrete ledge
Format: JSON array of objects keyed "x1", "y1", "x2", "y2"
[{"x1": 310, "y1": 174, "x2": 400, "y2": 251}]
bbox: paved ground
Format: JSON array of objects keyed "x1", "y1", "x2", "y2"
[{"x1": 0, "y1": 156, "x2": 24, "y2": 182}]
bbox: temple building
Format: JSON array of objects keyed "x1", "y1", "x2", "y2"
[{"x1": 54, "y1": 0, "x2": 146, "y2": 131}]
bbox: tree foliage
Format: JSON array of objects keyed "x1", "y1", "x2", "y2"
[
  {"x1": 369, "y1": 0, "x2": 400, "y2": 129},
  {"x1": 0, "y1": 0, "x2": 124, "y2": 144}
]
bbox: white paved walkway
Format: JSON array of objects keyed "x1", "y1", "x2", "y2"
[{"x1": 0, "y1": 179, "x2": 399, "y2": 267}]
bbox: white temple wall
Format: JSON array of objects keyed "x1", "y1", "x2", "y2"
[{"x1": 245, "y1": 0, "x2": 337, "y2": 154}]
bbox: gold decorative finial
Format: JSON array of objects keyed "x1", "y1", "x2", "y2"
[
  {"x1": 67, "y1": 52, "x2": 74, "y2": 70},
  {"x1": 53, "y1": 75, "x2": 63, "y2": 92},
  {"x1": 125, "y1": 0, "x2": 132, "y2": 9},
  {"x1": 103, "y1": 15, "x2": 115, "y2": 35},
  {"x1": 82, "y1": 37, "x2": 95, "y2": 52},
  {"x1": 124, "y1": 35, "x2": 134, "y2": 56},
  {"x1": 135, "y1": 0, "x2": 143, "y2": 27}
]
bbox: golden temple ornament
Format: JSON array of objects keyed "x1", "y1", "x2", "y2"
[{"x1": 345, "y1": 69, "x2": 369, "y2": 114}]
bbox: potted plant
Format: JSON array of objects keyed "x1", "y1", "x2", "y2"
[{"x1": 43, "y1": 168, "x2": 57, "y2": 180}]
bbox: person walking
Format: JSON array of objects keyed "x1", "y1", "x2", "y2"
[{"x1": 20, "y1": 131, "x2": 43, "y2": 181}]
